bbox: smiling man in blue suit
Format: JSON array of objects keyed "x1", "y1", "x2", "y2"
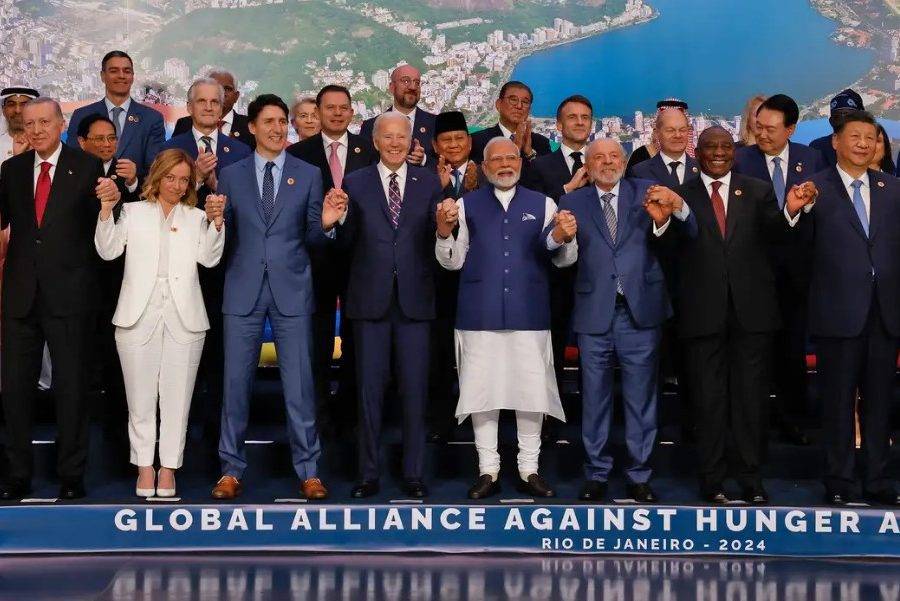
[
  {"x1": 211, "y1": 94, "x2": 331, "y2": 502},
  {"x1": 66, "y1": 51, "x2": 164, "y2": 177}
]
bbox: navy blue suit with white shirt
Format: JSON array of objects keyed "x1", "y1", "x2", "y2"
[
  {"x1": 796, "y1": 166, "x2": 900, "y2": 497},
  {"x1": 215, "y1": 151, "x2": 330, "y2": 481},
  {"x1": 162, "y1": 129, "x2": 251, "y2": 205},
  {"x1": 631, "y1": 152, "x2": 701, "y2": 189},
  {"x1": 336, "y1": 162, "x2": 443, "y2": 482},
  {"x1": 67, "y1": 97, "x2": 164, "y2": 177},
  {"x1": 554, "y1": 178, "x2": 671, "y2": 484}
]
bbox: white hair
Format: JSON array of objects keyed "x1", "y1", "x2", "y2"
[
  {"x1": 187, "y1": 77, "x2": 224, "y2": 104},
  {"x1": 585, "y1": 137, "x2": 626, "y2": 162},
  {"x1": 482, "y1": 135, "x2": 518, "y2": 161},
  {"x1": 373, "y1": 111, "x2": 413, "y2": 137},
  {"x1": 24, "y1": 97, "x2": 63, "y2": 120}
]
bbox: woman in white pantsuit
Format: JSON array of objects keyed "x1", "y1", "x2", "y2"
[{"x1": 95, "y1": 149, "x2": 225, "y2": 497}]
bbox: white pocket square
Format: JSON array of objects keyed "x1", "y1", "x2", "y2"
[{"x1": 522, "y1": 213, "x2": 536, "y2": 221}]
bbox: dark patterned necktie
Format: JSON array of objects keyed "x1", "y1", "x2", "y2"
[
  {"x1": 570, "y1": 151, "x2": 583, "y2": 174},
  {"x1": 261, "y1": 161, "x2": 275, "y2": 223},
  {"x1": 388, "y1": 172, "x2": 402, "y2": 228}
]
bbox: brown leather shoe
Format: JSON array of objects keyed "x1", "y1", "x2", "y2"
[
  {"x1": 302, "y1": 477, "x2": 328, "y2": 500},
  {"x1": 212, "y1": 475, "x2": 242, "y2": 500}
]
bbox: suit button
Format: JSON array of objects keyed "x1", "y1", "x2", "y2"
[
  {"x1": 35, "y1": 240, "x2": 42, "y2": 245},
  {"x1": 504, "y1": 235, "x2": 510, "y2": 240},
  {"x1": 503, "y1": 219, "x2": 509, "y2": 224},
  {"x1": 504, "y1": 251, "x2": 509, "y2": 257},
  {"x1": 504, "y1": 287, "x2": 510, "y2": 292},
  {"x1": 504, "y1": 268, "x2": 509, "y2": 274},
  {"x1": 610, "y1": 274, "x2": 616, "y2": 280}
]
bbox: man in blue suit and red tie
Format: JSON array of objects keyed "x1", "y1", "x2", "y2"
[
  {"x1": 788, "y1": 111, "x2": 900, "y2": 507},
  {"x1": 211, "y1": 94, "x2": 331, "y2": 501},
  {"x1": 322, "y1": 111, "x2": 444, "y2": 499},
  {"x1": 553, "y1": 138, "x2": 674, "y2": 503},
  {"x1": 66, "y1": 51, "x2": 164, "y2": 177}
]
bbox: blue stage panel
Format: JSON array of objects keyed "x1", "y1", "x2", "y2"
[{"x1": 1, "y1": 503, "x2": 898, "y2": 556}]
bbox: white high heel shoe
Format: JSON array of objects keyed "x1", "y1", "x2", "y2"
[
  {"x1": 136, "y1": 470, "x2": 155, "y2": 497},
  {"x1": 156, "y1": 468, "x2": 176, "y2": 497}
]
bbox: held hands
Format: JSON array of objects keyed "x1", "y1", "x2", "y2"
[
  {"x1": 406, "y1": 139, "x2": 425, "y2": 165},
  {"x1": 563, "y1": 166, "x2": 589, "y2": 194},
  {"x1": 551, "y1": 209, "x2": 577, "y2": 244},
  {"x1": 205, "y1": 194, "x2": 226, "y2": 231},
  {"x1": 643, "y1": 185, "x2": 683, "y2": 227},
  {"x1": 436, "y1": 198, "x2": 459, "y2": 239},
  {"x1": 96, "y1": 177, "x2": 122, "y2": 220},
  {"x1": 322, "y1": 188, "x2": 349, "y2": 230},
  {"x1": 785, "y1": 181, "x2": 818, "y2": 217},
  {"x1": 114, "y1": 158, "x2": 138, "y2": 186}
]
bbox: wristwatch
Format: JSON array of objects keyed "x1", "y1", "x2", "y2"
[{"x1": 525, "y1": 149, "x2": 537, "y2": 161}]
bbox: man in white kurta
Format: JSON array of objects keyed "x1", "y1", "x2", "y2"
[{"x1": 435, "y1": 137, "x2": 576, "y2": 499}]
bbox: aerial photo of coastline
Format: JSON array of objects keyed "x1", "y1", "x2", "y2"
[{"x1": 1, "y1": 0, "x2": 898, "y2": 149}]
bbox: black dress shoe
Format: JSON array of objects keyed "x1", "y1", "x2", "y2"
[
  {"x1": 578, "y1": 480, "x2": 607, "y2": 502},
  {"x1": 702, "y1": 490, "x2": 730, "y2": 504},
  {"x1": 0, "y1": 480, "x2": 32, "y2": 501},
  {"x1": 403, "y1": 480, "x2": 429, "y2": 498},
  {"x1": 59, "y1": 481, "x2": 85, "y2": 500},
  {"x1": 351, "y1": 480, "x2": 380, "y2": 499},
  {"x1": 863, "y1": 489, "x2": 900, "y2": 506},
  {"x1": 517, "y1": 474, "x2": 555, "y2": 498},
  {"x1": 825, "y1": 489, "x2": 849, "y2": 506},
  {"x1": 468, "y1": 474, "x2": 500, "y2": 500},
  {"x1": 741, "y1": 485, "x2": 769, "y2": 505},
  {"x1": 628, "y1": 482, "x2": 658, "y2": 503}
]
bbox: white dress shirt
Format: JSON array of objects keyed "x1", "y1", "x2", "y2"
[
  {"x1": 700, "y1": 171, "x2": 733, "y2": 214},
  {"x1": 498, "y1": 122, "x2": 515, "y2": 140},
  {"x1": 192, "y1": 127, "x2": 218, "y2": 155},
  {"x1": 659, "y1": 151, "x2": 688, "y2": 185},
  {"x1": 836, "y1": 164, "x2": 870, "y2": 221},
  {"x1": 104, "y1": 97, "x2": 132, "y2": 133},
  {"x1": 377, "y1": 160, "x2": 407, "y2": 202},
  {"x1": 219, "y1": 109, "x2": 235, "y2": 137},
  {"x1": 560, "y1": 142, "x2": 587, "y2": 174},
  {"x1": 322, "y1": 131, "x2": 349, "y2": 173},
  {"x1": 32, "y1": 142, "x2": 63, "y2": 195},
  {"x1": 765, "y1": 144, "x2": 790, "y2": 188}
]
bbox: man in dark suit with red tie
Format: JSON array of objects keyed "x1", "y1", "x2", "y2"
[
  {"x1": 790, "y1": 111, "x2": 900, "y2": 507},
  {"x1": 172, "y1": 70, "x2": 253, "y2": 148},
  {"x1": 286, "y1": 85, "x2": 377, "y2": 433},
  {"x1": 0, "y1": 98, "x2": 121, "y2": 500}
]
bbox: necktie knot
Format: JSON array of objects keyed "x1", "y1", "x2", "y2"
[
  {"x1": 265, "y1": 161, "x2": 275, "y2": 173},
  {"x1": 851, "y1": 179, "x2": 863, "y2": 190},
  {"x1": 668, "y1": 160, "x2": 681, "y2": 170},
  {"x1": 390, "y1": 172, "x2": 398, "y2": 182},
  {"x1": 201, "y1": 136, "x2": 213, "y2": 153},
  {"x1": 571, "y1": 151, "x2": 582, "y2": 162},
  {"x1": 772, "y1": 156, "x2": 782, "y2": 166},
  {"x1": 711, "y1": 180, "x2": 723, "y2": 193},
  {"x1": 330, "y1": 141, "x2": 341, "y2": 152},
  {"x1": 39, "y1": 161, "x2": 51, "y2": 175},
  {"x1": 601, "y1": 192, "x2": 614, "y2": 205}
]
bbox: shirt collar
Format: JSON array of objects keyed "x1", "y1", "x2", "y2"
[
  {"x1": 594, "y1": 182, "x2": 621, "y2": 199},
  {"x1": 497, "y1": 122, "x2": 514, "y2": 139},
  {"x1": 322, "y1": 131, "x2": 349, "y2": 149},
  {"x1": 34, "y1": 142, "x2": 63, "y2": 169},
  {"x1": 493, "y1": 185, "x2": 516, "y2": 203},
  {"x1": 220, "y1": 109, "x2": 234, "y2": 125},
  {"x1": 659, "y1": 151, "x2": 687, "y2": 166},
  {"x1": 560, "y1": 142, "x2": 586, "y2": 159},
  {"x1": 700, "y1": 171, "x2": 732, "y2": 189},
  {"x1": 377, "y1": 160, "x2": 408, "y2": 182},
  {"x1": 766, "y1": 143, "x2": 790, "y2": 166},
  {"x1": 104, "y1": 96, "x2": 132, "y2": 114},
  {"x1": 192, "y1": 127, "x2": 218, "y2": 146},
  {"x1": 836, "y1": 164, "x2": 869, "y2": 189},
  {"x1": 254, "y1": 150, "x2": 286, "y2": 173}
]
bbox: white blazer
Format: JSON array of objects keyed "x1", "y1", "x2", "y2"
[{"x1": 94, "y1": 201, "x2": 225, "y2": 332}]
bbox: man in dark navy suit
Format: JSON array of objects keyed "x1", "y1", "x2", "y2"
[
  {"x1": 631, "y1": 108, "x2": 700, "y2": 188},
  {"x1": 172, "y1": 70, "x2": 253, "y2": 148},
  {"x1": 734, "y1": 94, "x2": 825, "y2": 444},
  {"x1": 286, "y1": 84, "x2": 377, "y2": 434},
  {"x1": 470, "y1": 81, "x2": 551, "y2": 165},
  {"x1": 808, "y1": 89, "x2": 864, "y2": 168},
  {"x1": 359, "y1": 64, "x2": 436, "y2": 166},
  {"x1": 324, "y1": 112, "x2": 444, "y2": 499},
  {"x1": 789, "y1": 111, "x2": 900, "y2": 507},
  {"x1": 66, "y1": 51, "x2": 164, "y2": 177}
]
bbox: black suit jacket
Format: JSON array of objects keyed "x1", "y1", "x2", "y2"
[
  {"x1": 470, "y1": 123, "x2": 551, "y2": 164},
  {"x1": 285, "y1": 132, "x2": 378, "y2": 190},
  {"x1": 173, "y1": 112, "x2": 254, "y2": 148},
  {"x1": 0, "y1": 145, "x2": 103, "y2": 317},
  {"x1": 670, "y1": 172, "x2": 788, "y2": 338},
  {"x1": 522, "y1": 148, "x2": 573, "y2": 201}
]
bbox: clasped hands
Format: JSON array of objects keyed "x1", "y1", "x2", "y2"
[
  {"x1": 205, "y1": 194, "x2": 226, "y2": 231},
  {"x1": 784, "y1": 181, "x2": 819, "y2": 217},
  {"x1": 643, "y1": 185, "x2": 684, "y2": 226},
  {"x1": 322, "y1": 188, "x2": 349, "y2": 230}
]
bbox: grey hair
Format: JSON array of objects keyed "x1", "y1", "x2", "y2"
[
  {"x1": 482, "y1": 135, "x2": 518, "y2": 160},
  {"x1": 187, "y1": 78, "x2": 224, "y2": 104},
  {"x1": 585, "y1": 137, "x2": 626, "y2": 162},
  {"x1": 24, "y1": 97, "x2": 63, "y2": 120},
  {"x1": 373, "y1": 111, "x2": 412, "y2": 137},
  {"x1": 291, "y1": 96, "x2": 316, "y2": 118}
]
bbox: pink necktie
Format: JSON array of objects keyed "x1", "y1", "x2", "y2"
[{"x1": 328, "y1": 141, "x2": 343, "y2": 190}]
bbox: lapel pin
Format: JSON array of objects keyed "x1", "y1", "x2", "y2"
[
  {"x1": 233, "y1": 131, "x2": 240, "y2": 137},
  {"x1": 110, "y1": 174, "x2": 118, "y2": 181},
  {"x1": 354, "y1": 146, "x2": 361, "y2": 154},
  {"x1": 795, "y1": 163, "x2": 803, "y2": 173},
  {"x1": 68, "y1": 170, "x2": 73, "y2": 175},
  {"x1": 127, "y1": 115, "x2": 139, "y2": 123},
  {"x1": 412, "y1": 176, "x2": 418, "y2": 182},
  {"x1": 877, "y1": 181, "x2": 885, "y2": 188},
  {"x1": 419, "y1": 126, "x2": 426, "y2": 133},
  {"x1": 287, "y1": 177, "x2": 295, "y2": 185},
  {"x1": 734, "y1": 189, "x2": 742, "y2": 196},
  {"x1": 223, "y1": 146, "x2": 230, "y2": 153},
  {"x1": 691, "y1": 166, "x2": 698, "y2": 173}
]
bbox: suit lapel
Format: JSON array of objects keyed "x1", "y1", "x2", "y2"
[
  {"x1": 588, "y1": 187, "x2": 615, "y2": 249},
  {"x1": 39, "y1": 146, "x2": 74, "y2": 230},
  {"x1": 649, "y1": 154, "x2": 672, "y2": 187},
  {"x1": 785, "y1": 143, "x2": 808, "y2": 189},
  {"x1": 248, "y1": 158, "x2": 267, "y2": 227},
  {"x1": 267, "y1": 160, "x2": 294, "y2": 229},
  {"x1": 867, "y1": 170, "x2": 886, "y2": 242},
  {"x1": 724, "y1": 176, "x2": 742, "y2": 243},
  {"x1": 117, "y1": 100, "x2": 138, "y2": 157},
  {"x1": 689, "y1": 178, "x2": 724, "y2": 242},
  {"x1": 398, "y1": 170, "x2": 418, "y2": 229},
  {"x1": 615, "y1": 180, "x2": 634, "y2": 247},
  {"x1": 827, "y1": 168, "x2": 867, "y2": 241},
  {"x1": 345, "y1": 135, "x2": 366, "y2": 174}
]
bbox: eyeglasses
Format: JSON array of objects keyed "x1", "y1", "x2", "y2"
[
  {"x1": 502, "y1": 95, "x2": 532, "y2": 108},
  {"x1": 396, "y1": 77, "x2": 421, "y2": 87},
  {"x1": 86, "y1": 135, "x2": 118, "y2": 143}
]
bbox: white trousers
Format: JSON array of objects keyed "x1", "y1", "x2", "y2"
[
  {"x1": 116, "y1": 280, "x2": 205, "y2": 468},
  {"x1": 470, "y1": 410, "x2": 543, "y2": 478}
]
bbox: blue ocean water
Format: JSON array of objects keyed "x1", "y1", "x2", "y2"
[{"x1": 511, "y1": 0, "x2": 876, "y2": 118}]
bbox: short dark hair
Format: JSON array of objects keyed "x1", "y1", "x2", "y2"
[
  {"x1": 833, "y1": 110, "x2": 877, "y2": 134},
  {"x1": 101, "y1": 50, "x2": 133, "y2": 71},
  {"x1": 556, "y1": 94, "x2": 593, "y2": 121},
  {"x1": 316, "y1": 85, "x2": 351, "y2": 106},
  {"x1": 757, "y1": 94, "x2": 799, "y2": 127},
  {"x1": 77, "y1": 113, "x2": 116, "y2": 139},
  {"x1": 248, "y1": 93, "x2": 289, "y2": 123},
  {"x1": 498, "y1": 80, "x2": 532, "y2": 101}
]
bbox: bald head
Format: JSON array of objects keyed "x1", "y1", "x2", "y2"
[
  {"x1": 585, "y1": 138, "x2": 626, "y2": 190},
  {"x1": 390, "y1": 64, "x2": 422, "y2": 111}
]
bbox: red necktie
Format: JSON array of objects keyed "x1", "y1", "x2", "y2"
[
  {"x1": 710, "y1": 180, "x2": 726, "y2": 237},
  {"x1": 35, "y1": 161, "x2": 52, "y2": 227}
]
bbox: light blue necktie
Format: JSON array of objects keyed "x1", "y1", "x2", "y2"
[
  {"x1": 110, "y1": 106, "x2": 124, "y2": 143},
  {"x1": 850, "y1": 179, "x2": 868, "y2": 237},
  {"x1": 771, "y1": 157, "x2": 786, "y2": 209},
  {"x1": 261, "y1": 161, "x2": 275, "y2": 223}
]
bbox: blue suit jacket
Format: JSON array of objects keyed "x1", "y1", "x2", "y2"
[
  {"x1": 67, "y1": 98, "x2": 164, "y2": 177},
  {"x1": 803, "y1": 167, "x2": 900, "y2": 338},
  {"x1": 809, "y1": 134, "x2": 838, "y2": 168},
  {"x1": 339, "y1": 164, "x2": 443, "y2": 321},
  {"x1": 163, "y1": 131, "x2": 251, "y2": 206},
  {"x1": 359, "y1": 107, "x2": 437, "y2": 160},
  {"x1": 630, "y1": 152, "x2": 700, "y2": 188},
  {"x1": 555, "y1": 179, "x2": 672, "y2": 334},
  {"x1": 734, "y1": 142, "x2": 825, "y2": 191},
  {"x1": 217, "y1": 153, "x2": 329, "y2": 317}
]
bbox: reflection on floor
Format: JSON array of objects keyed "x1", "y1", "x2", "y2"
[{"x1": 0, "y1": 554, "x2": 897, "y2": 601}]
